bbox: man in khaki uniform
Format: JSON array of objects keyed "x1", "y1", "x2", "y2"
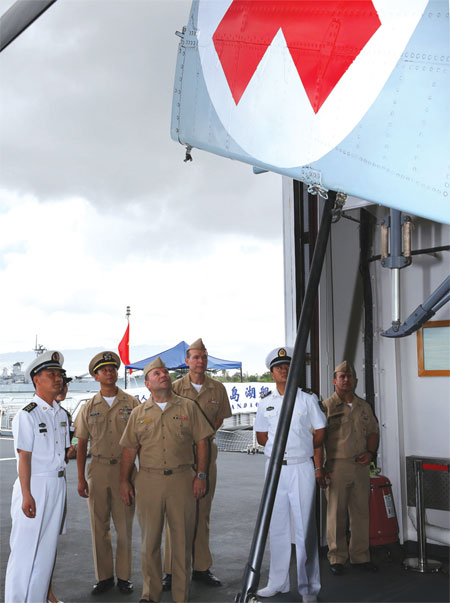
[
  {"x1": 163, "y1": 338, "x2": 231, "y2": 589},
  {"x1": 119, "y1": 357, "x2": 213, "y2": 603},
  {"x1": 323, "y1": 361, "x2": 379, "y2": 576},
  {"x1": 74, "y1": 351, "x2": 140, "y2": 596}
]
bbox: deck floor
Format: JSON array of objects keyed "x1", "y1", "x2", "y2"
[{"x1": 0, "y1": 436, "x2": 448, "y2": 603}]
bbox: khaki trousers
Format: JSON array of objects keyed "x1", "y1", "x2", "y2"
[
  {"x1": 325, "y1": 458, "x2": 371, "y2": 565},
  {"x1": 86, "y1": 458, "x2": 135, "y2": 581},
  {"x1": 164, "y1": 442, "x2": 217, "y2": 573},
  {"x1": 137, "y1": 467, "x2": 196, "y2": 603}
]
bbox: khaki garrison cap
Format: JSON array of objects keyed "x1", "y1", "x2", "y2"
[
  {"x1": 89, "y1": 351, "x2": 121, "y2": 377},
  {"x1": 143, "y1": 356, "x2": 167, "y2": 379},
  {"x1": 265, "y1": 346, "x2": 293, "y2": 370},
  {"x1": 334, "y1": 360, "x2": 356, "y2": 377},
  {"x1": 26, "y1": 350, "x2": 64, "y2": 382},
  {"x1": 186, "y1": 338, "x2": 207, "y2": 353}
]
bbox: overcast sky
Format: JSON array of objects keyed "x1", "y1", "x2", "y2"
[{"x1": 0, "y1": 0, "x2": 285, "y2": 374}]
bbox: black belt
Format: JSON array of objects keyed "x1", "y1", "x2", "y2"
[
  {"x1": 92, "y1": 456, "x2": 119, "y2": 465},
  {"x1": 140, "y1": 464, "x2": 192, "y2": 476}
]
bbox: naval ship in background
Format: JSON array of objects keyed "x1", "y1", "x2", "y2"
[{"x1": 0, "y1": 339, "x2": 99, "y2": 394}]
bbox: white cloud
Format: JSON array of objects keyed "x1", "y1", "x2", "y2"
[{"x1": 0, "y1": 0, "x2": 286, "y2": 374}]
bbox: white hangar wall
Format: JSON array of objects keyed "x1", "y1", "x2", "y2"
[{"x1": 282, "y1": 179, "x2": 450, "y2": 544}]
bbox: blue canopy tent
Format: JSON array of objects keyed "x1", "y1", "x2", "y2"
[{"x1": 126, "y1": 340, "x2": 242, "y2": 371}]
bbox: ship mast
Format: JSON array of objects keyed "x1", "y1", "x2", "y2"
[{"x1": 33, "y1": 335, "x2": 46, "y2": 357}]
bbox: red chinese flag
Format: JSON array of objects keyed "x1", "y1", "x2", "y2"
[{"x1": 118, "y1": 323, "x2": 131, "y2": 368}]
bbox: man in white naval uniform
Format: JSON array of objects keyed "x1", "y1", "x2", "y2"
[
  {"x1": 5, "y1": 350, "x2": 70, "y2": 603},
  {"x1": 254, "y1": 347, "x2": 327, "y2": 603}
]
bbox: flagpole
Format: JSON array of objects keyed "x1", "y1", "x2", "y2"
[{"x1": 125, "y1": 305, "x2": 130, "y2": 389}]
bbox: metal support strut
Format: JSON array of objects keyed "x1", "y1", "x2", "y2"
[
  {"x1": 235, "y1": 192, "x2": 336, "y2": 603},
  {"x1": 403, "y1": 460, "x2": 442, "y2": 573}
]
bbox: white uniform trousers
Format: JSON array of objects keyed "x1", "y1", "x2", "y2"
[
  {"x1": 265, "y1": 459, "x2": 321, "y2": 597},
  {"x1": 5, "y1": 472, "x2": 67, "y2": 603}
]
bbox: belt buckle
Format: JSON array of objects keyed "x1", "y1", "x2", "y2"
[
  {"x1": 58, "y1": 470, "x2": 65, "y2": 477},
  {"x1": 109, "y1": 459, "x2": 117, "y2": 465},
  {"x1": 163, "y1": 469, "x2": 173, "y2": 476}
]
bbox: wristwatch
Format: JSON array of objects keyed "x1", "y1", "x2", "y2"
[{"x1": 197, "y1": 472, "x2": 207, "y2": 479}]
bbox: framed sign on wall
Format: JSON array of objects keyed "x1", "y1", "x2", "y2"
[{"x1": 417, "y1": 320, "x2": 450, "y2": 377}]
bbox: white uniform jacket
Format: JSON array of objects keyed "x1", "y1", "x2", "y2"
[{"x1": 5, "y1": 396, "x2": 70, "y2": 603}]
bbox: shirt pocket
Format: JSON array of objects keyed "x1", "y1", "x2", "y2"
[
  {"x1": 87, "y1": 414, "x2": 105, "y2": 437},
  {"x1": 204, "y1": 401, "x2": 219, "y2": 423},
  {"x1": 176, "y1": 417, "x2": 191, "y2": 440},
  {"x1": 136, "y1": 418, "x2": 155, "y2": 440},
  {"x1": 327, "y1": 413, "x2": 348, "y2": 431},
  {"x1": 359, "y1": 412, "x2": 370, "y2": 432},
  {"x1": 264, "y1": 407, "x2": 278, "y2": 419},
  {"x1": 59, "y1": 421, "x2": 69, "y2": 444}
]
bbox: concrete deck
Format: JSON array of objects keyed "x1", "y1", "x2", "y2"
[{"x1": 1, "y1": 436, "x2": 448, "y2": 603}]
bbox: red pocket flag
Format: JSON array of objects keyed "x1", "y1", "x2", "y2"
[{"x1": 118, "y1": 323, "x2": 131, "y2": 368}]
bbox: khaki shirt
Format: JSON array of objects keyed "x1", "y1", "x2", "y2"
[
  {"x1": 74, "y1": 388, "x2": 140, "y2": 458},
  {"x1": 119, "y1": 392, "x2": 214, "y2": 469},
  {"x1": 323, "y1": 392, "x2": 378, "y2": 460},
  {"x1": 172, "y1": 374, "x2": 231, "y2": 431}
]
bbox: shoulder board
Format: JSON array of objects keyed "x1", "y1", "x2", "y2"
[
  {"x1": 23, "y1": 402, "x2": 37, "y2": 413},
  {"x1": 301, "y1": 388, "x2": 314, "y2": 395},
  {"x1": 260, "y1": 390, "x2": 272, "y2": 399},
  {"x1": 318, "y1": 399, "x2": 326, "y2": 413}
]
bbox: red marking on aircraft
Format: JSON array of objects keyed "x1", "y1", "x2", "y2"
[{"x1": 213, "y1": 0, "x2": 381, "y2": 113}]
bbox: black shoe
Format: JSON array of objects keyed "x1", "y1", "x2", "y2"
[
  {"x1": 351, "y1": 561, "x2": 378, "y2": 572},
  {"x1": 162, "y1": 573, "x2": 172, "y2": 591},
  {"x1": 117, "y1": 579, "x2": 134, "y2": 594},
  {"x1": 329, "y1": 563, "x2": 344, "y2": 575},
  {"x1": 91, "y1": 577, "x2": 115, "y2": 595},
  {"x1": 192, "y1": 569, "x2": 222, "y2": 587}
]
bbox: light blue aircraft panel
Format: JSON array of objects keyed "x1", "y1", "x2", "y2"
[{"x1": 171, "y1": 0, "x2": 449, "y2": 224}]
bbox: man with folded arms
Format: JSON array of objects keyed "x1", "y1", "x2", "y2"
[
  {"x1": 163, "y1": 338, "x2": 231, "y2": 590},
  {"x1": 323, "y1": 361, "x2": 379, "y2": 576}
]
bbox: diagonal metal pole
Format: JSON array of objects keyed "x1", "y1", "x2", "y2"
[
  {"x1": 0, "y1": 0, "x2": 58, "y2": 53},
  {"x1": 236, "y1": 191, "x2": 336, "y2": 603}
]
